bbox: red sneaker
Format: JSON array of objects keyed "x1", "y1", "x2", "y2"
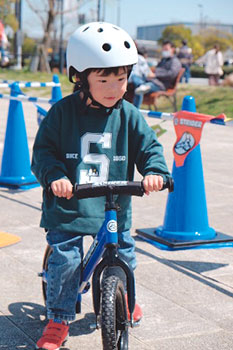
[
  {"x1": 36, "y1": 319, "x2": 69, "y2": 350},
  {"x1": 126, "y1": 295, "x2": 143, "y2": 323}
]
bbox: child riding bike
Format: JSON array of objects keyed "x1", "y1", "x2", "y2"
[{"x1": 31, "y1": 21, "x2": 171, "y2": 350}]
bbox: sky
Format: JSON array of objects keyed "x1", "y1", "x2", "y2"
[{"x1": 22, "y1": 0, "x2": 233, "y2": 40}]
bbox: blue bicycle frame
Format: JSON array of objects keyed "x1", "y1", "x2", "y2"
[{"x1": 79, "y1": 208, "x2": 118, "y2": 294}]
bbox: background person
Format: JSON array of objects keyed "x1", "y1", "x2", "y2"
[
  {"x1": 128, "y1": 46, "x2": 155, "y2": 108},
  {"x1": 134, "y1": 40, "x2": 182, "y2": 109},
  {"x1": 196, "y1": 44, "x2": 224, "y2": 86},
  {"x1": 177, "y1": 39, "x2": 193, "y2": 83}
]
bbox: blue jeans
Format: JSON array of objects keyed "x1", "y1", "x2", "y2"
[
  {"x1": 180, "y1": 66, "x2": 191, "y2": 83},
  {"x1": 134, "y1": 81, "x2": 161, "y2": 109},
  {"x1": 129, "y1": 74, "x2": 145, "y2": 88},
  {"x1": 0, "y1": 46, "x2": 5, "y2": 59},
  {"x1": 128, "y1": 74, "x2": 146, "y2": 109},
  {"x1": 46, "y1": 229, "x2": 136, "y2": 321}
]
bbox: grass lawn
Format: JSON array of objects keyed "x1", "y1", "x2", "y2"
[
  {"x1": 142, "y1": 84, "x2": 233, "y2": 118},
  {"x1": 0, "y1": 68, "x2": 232, "y2": 118}
]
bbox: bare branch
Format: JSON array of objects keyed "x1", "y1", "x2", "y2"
[
  {"x1": 57, "y1": 0, "x2": 92, "y2": 16},
  {"x1": 57, "y1": 6, "x2": 79, "y2": 16},
  {"x1": 25, "y1": 0, "x2": 46, "y2": 28}
]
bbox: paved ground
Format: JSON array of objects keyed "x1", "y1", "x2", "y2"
[
  {"x1": 181, "y1": 77, "x2": 224, "y2": 86},
  {"x1": 187, "y1": 77, "x2": 209, "y2": 85},
  {"x1": 0, "y1": 96, "x2": 233, "y2": 350}
]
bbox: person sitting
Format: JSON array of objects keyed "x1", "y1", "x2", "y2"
[
  {"x1": 134, "y1": 40, "x2": 182, "y2": 109},
  {"x1": 128, "y1": 46, "x2": 155, "y2": 108}
]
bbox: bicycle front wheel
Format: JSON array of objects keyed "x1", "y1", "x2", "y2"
[
  {"x1": 101, "y1": 274, "x2": 129, "y2": 350},
  {"x1": 42, "y1": 244, "x2": 52, "y2": 304}
]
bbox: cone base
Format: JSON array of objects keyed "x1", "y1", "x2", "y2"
[
  {"x1": 136, "y1": 227, "x2": 233, "y2": 250},
  {"x1": 0, "y1": 174, "x2": 39, "y2": 190},
  {"x1": 156, "y1": 225, "x2": 216, "y2": 242}
]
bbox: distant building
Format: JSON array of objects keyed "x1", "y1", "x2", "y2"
[
  {"x1": 135, "y1": 39, "x2": 160, "y2": 64},
  {"x1": 137, "y1": 22, "x2": 233, "y2": 41},
  {"x1": 135, "y1": 39, "x2": 158, "y2": 56}
]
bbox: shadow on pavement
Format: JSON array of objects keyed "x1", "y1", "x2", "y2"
[
  {"x1": 3, "y1": 301, "x2": 96, "y2": 349},
  {"x1": 135, "y1": 242, "x2": 233, "y2": 299},
  {"x1": 0, "y1": 192, "x2": 41, "y2": 211}
]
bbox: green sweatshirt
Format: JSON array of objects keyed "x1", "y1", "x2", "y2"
[{"x1": 31, "y1": 92, "x2": 170, "y2": 234}]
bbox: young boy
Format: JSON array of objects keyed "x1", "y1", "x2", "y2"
[{"x1": 32, "y1": 22, "x2": 170, "y2": 350}]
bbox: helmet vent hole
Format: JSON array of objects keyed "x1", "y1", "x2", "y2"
[
  {"x1": 112, "y1": 26, "x2": 119, "y2": 30},
  {"x1": 124, "y1": 41, "x2": 130, "y2": 49},
  {"x1": 102, "y1": 43, "x2": 111, "y2": 52},
  {"x1": 82, "y1": 26, "x2": 89, "y2": 32},
  {"x1": 98, "y1": 28, "x2": 104, "y2": 32}
]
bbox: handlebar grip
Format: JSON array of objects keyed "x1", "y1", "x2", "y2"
[
  {"x1": 73, "y1": 181, "x2": 144, "y2": 199},
  {"x1": 161, "y1": 177, "x2": 174, "y2": 192}
]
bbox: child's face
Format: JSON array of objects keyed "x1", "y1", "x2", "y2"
[{"x1": 87, "y1": 67, "x2": 128, "y2": 108}]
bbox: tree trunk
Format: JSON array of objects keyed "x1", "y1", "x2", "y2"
[{"x1": 38, "y1": 0, "x2": 55, "y2": 72}]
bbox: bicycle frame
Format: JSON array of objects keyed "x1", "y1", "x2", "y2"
[
  {"x1": 77, "y1": 191, "x2": 136, "y2": 325},
  {"x1": 79, "y1": 205, "x2": 118, "y2": 294}
]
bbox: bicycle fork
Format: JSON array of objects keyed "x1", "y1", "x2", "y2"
[{"x1": 92, "y1": 244, "x2": 136, "y2": 328}]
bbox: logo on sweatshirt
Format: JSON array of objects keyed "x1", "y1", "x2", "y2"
[
  {"x1": 66, "y1": 153, "x2": 79, "y2": 159},
  {"x1": 113, "y1": 155, "x2": 126, "y2": 162}
]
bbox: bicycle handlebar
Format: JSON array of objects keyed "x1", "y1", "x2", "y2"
[{"x1": 73, "y1": 177, "x2": 174, "y2": 200}]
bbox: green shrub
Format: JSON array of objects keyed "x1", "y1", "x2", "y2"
[{"x1": 190, "y1": 65, "x2": 233, "y2": 78}]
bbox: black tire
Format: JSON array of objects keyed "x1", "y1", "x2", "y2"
[
  {"x1": 42, "y1": 245, "x2": 52, "y2": 304},
  {"x1": 101, "y1": 274, "x2": 129, "y2": 350}
]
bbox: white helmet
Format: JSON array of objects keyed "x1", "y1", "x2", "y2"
[{"x1": 66, "y1": 21, "x2": 138, "y2": 80}]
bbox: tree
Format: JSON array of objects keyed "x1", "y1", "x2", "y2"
[
  {"x1": 159, "y1": 25, "x2": 192, "y2": 47},
  {"x1": 25, "y1": 0, "x2": 92, "y2": 72},
  {"x1": 0, "y1": 0, "x2": 18, "y2": 32},
  {"x1": 159, "y1": 24, "x2": 233, "y2": 61},
  {"x1": 22, "y1": 35, "x2": 36, "y2": 57},
  {"x1": 159, "y1": 25, "x2": 203, "y2": 59},
  {"x1": 189, "y1": 38, "x2": 205, "y2": 61},
  {"x1": 196, "y1": 28, "x2": 233, "y2": 53}
]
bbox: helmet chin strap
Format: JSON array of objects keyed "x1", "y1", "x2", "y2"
[{"x1": 82, "y1": 88, "x2": 123, "y2": 114}]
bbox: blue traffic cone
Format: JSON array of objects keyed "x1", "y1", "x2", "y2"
[
  {"x1": 0, "y1": 82, "x2": 38, "y2": 189},
  {"x1": 51, "y1": 74, "x2": 62, "y2": 102},
  {"x1": 36, "y1": 104, "x2": 47, "y2": 126},
  {"x1": 156, "y1": 95, "x2": 216, "y2": 242}
]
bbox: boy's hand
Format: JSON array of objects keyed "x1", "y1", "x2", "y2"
[
  {"x1": 143, "y1": 175, "x2": 163, "y2": 195},
  {"x1": 51, "y1": 179, "x2": 73, "y2": 200}
]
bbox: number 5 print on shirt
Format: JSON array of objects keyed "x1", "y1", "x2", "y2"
[{"x1": 79, "y1": 133, "x2": 112, "y2": 184}]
